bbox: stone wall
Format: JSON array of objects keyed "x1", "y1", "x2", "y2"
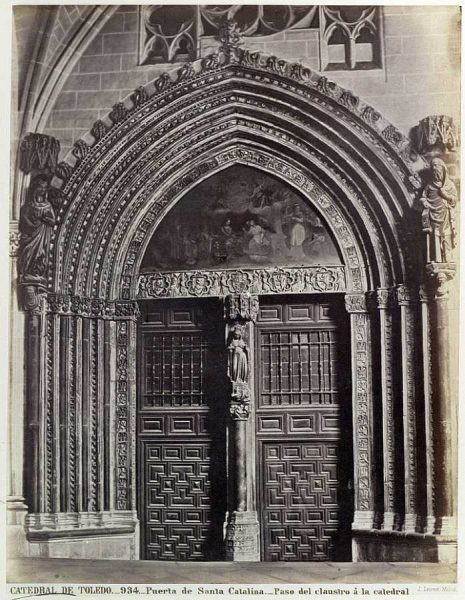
[{"x1": 40, "y1": 5, "x2": 460, "y2": 162}]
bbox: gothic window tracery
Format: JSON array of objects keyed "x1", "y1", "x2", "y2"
[{"x1": 138, "y1": 5, "x2": 383, "y2": 72}]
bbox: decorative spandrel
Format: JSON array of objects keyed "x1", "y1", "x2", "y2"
[{"x1": 140, "y1": 165, "x2": 342, "y2": 272}]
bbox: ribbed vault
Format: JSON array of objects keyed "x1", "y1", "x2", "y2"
[{"x1": 49, "y1": 50, "x2": 424, "y2": 299}]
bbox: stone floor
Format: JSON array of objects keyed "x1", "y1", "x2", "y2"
[{"x1": 7, "y1": 558, "x2": 457, "y2": 584}]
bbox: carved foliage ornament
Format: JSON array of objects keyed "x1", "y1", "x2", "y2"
[
  {"x1": 416, "y1": 115, "x2": 458, "y2": 155},
  {"x1": 225, "y1": 294, "x2": 259, "y2": 322},
  {"x1": 20, "y1": 133, "x2": 60, "y2": 174}
]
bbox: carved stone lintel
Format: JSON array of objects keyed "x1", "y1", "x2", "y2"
[
  {"x1": 138, "y1": 266, "x2": 347, "y2": 300},
  {"x1": 345, "y1": 293, "x2": 368, "y2": 313},
  {"x1": 416, "y1": 115, "x2": 458, "y2": 155},
  {"x1": 225, "y1": 294, "x2": 259, "y2": 322},
  {"x1": 20, "y1": 133, "x2": 60, "y2": 175}
]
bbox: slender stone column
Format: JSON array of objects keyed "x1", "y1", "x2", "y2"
[
  {"x1": 426, "y1": 265, "x2": 457, "y2": 540},
  {"x1": 345, "y1": 293, "x2": 375, "y2": 530},
  {"x1": 419, "y1": 285, "x2": 435, "y2": 534},
  {"x1": 374, "y1": 288, "x2": 396, "y2": 530},
  {"x1": 7, "y1": 230, "x2": 29, "y2": 556},
  {"x1": 395, "y1": 285, "x2": 419, "y2": 532},
  {"x1": 224, "y1": 294, "x2": 260, "y2": 561}
]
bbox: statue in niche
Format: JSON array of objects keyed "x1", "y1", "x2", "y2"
[
  {"x1": 18, "y1": 175, "x2": 61, "y2": 284},
  {"x1": 420, "y1": 158, "x2": 458, "y2": 263},
  {"x1": 227, "y1": 324, "x2": 249, "y2": 383}
]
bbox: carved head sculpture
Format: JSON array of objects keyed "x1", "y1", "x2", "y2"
[
  {"x1": 430, "y1": 157, "x2": 448, "y2": 187},
  {"x1": 29, "y1": 175, "x2": 50, "y2": 204}
]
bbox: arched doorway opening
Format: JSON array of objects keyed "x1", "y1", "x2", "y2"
[{"x1": 136, "y1": 165, "x2": 352, "y2": 561}]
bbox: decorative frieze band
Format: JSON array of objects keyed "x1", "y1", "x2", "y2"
[
  {"x1": 46, "y1": 293, "x2": 140, "y2": 319},
  {"x1": 138, "y1": 266, "x2": 346, "y2": 299}
]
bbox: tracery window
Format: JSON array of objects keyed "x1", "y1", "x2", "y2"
[{"x1": 138, "y1": 5, "x2": 384, "y2": 72}]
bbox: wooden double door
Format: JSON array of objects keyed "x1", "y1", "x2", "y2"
[{"x1": 138, "y1": 296, "x2": 352, "y2": 561}]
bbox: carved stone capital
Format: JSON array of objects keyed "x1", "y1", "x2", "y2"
[
  {"x1": 20, "y1": 133, "x2": 61, "y2": 174},
  {"x1": 415, "y1": 115, "x2": 458, "y2": 155},
  {"x1": 425, "y1": 263, "x2": 457, "y2": 300},
  {"x1": 224, "y1": 294, "x2": 259, "y2": 322},
  {"x1": 345, "y1": 293, "x2": 368, "y2": 313},
  {"x1": 374, "y1": 288, "x2": 393, "y2": 310},
  {"x1": 395, "y1": 284, "x2": 415, "y2": 306},
  {"x1": 229, "y1": 382, "x2": 251, "y2": 420},
  {"x1": 21, "y1": 285, "x2": 46, "y2": 315}
]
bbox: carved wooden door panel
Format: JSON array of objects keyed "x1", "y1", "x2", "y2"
[
  {"x1": 138, "y1": 299, "x2": 227, "y2": 560},
  {"x1": 255, "y1": 296, "x2": 352, "y2": 561}
]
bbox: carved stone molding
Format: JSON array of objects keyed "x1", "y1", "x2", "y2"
[
  {"x1": 415, "y1": 115, "x2": 458, "y2": 155},
  {"x1": 46, "y1": 293, "x2": 140, "y2": 319},
  {"x1": 20, "y1": 133, "x2": 60, "y2": 175},
  {"x1": 138, "y1": 266, "x2": 346, "y2": 300}
]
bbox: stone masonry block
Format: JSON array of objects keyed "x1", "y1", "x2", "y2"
[
  {"x1": 79, "y1": 54, "x2": 122, "y2": 73},
  {"x1": 53, "y1": 91, "x2": 77, "y2": 110},
  {"x1": 103, "y1": 32, "x2": 138, "y2": 55},
  {"x1": 101, "y1": 71, "x2": 147, "y2": 91},
  {"x1": 62, "y1": 73, "x2": 101, "y2": 92},
  {"x1": 402, "y1": 35, "x2": 450, "y2": 56},
  {"x1": 263, "y1": 40, "x2": 308, "y2": 59},
  {"x1": 384, "y1": 37, "x2": 402, "y2": 56},
  {"x1": 386, "y1": 53, "x2": 433, "y2": 74},
  {"x1": 50, "y1": 109, "x2": 101, "y2": 129},
  {"x1": 124, "y1": 12, "x2": 138, "y2": 33},
  {"x1": 284, "y1": 29, "x2": 319, "y2": 42},
  {"x1": 77, "y1": 90, "x2": 118, "y2": 110},
  {"x1": 100, "y1": 13, "x2": 125, "y2": 34},
  {"x1": 83, "y1": 35, "x2": 103, "y2": 56},
  {"x1": 121, "y1": 53, "x2": 141, "y2": 71}
]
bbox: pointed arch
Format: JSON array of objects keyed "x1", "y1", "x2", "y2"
[{"x1": 49, "y1": 50, "x2": 423, "y2": 298}]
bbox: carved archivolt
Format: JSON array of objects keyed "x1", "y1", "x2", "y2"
[{"x1": 48, "y1": 48, "x2": 420, "y2": 299}]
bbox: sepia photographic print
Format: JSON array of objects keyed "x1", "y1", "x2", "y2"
[{"x1": 4, "y1": 2, "x2": 463, "y2": 599}]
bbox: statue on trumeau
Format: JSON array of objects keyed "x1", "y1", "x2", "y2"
[
  {"x1": 227, "y1": 324, "x2": 249, "y2": 383},
  {"x1": 18, "y1": 175, "x2": 61, "y2": 285},
  {"x1": 419, "y1": 158, "x2": 458, "y2": 263}
]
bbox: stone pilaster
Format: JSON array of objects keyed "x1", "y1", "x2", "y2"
[
  {"x1": 224, "y1": 294, "x2": 260, "y2": 561},
  {"x1": 345, "y1": 293, "x2": 375, "y2": 530},
  {"x1": 374, "y1": 288, "x2": 396, "y2": 531},
  {"x1": 395, "y1": 285, "x2": 419, "y2": 533},
  {"x1": 7, "y1": 226, "x2": 29, "y2": 557}
]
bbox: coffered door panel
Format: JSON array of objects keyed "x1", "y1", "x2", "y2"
[{"x1": 256, "y1": 296, "x2": 351, "y2": 561}]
